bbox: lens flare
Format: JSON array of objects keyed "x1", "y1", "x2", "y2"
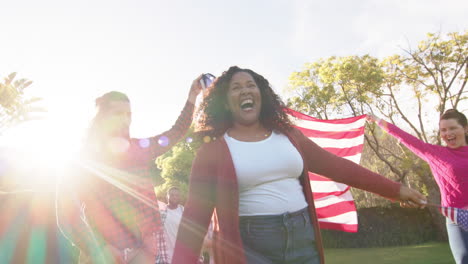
[
  {"x1": 203, "y1": 136, "x2": 211, "y2": 143},
  {"x1": 138, "y1": 138, "x2": 150, "y2": 148},
  {"x1": 186, "y1": 137, "x2": 193, "y2": 143},
  {"x1": 158, "y1": 136, "x2": 169, "y2": 147},
  {"x1": 26, "y1": 229, "x2": 47, "y2": 264}
]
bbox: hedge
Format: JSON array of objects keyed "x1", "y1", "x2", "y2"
[{"x1": 321, "y1": 205, "x2": 438, "y2": 248}]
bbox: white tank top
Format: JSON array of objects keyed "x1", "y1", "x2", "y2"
[{"x1": 224, "y1": 131, "x2": 308, "y2": 216}]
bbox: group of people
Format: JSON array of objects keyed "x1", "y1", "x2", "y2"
[{"x1": 57, "y1": 66, "x2": 467, "y2": 264}]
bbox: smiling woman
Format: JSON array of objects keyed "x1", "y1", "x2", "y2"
[
  {"x1": 172, "y1": 66, "x2": 427, "y2": 264},
  {"x1": 367, "y1": 110, "x2": 468, "y2": 264}
]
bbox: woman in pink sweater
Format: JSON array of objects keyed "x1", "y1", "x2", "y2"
[
  {"x1": 368, "y1": 109, "x2": 468, "y2": 264},
  {"x1": 172, "y1": 66, "x2": 426, "y2": 264}
]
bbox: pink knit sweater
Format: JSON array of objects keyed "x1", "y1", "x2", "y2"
[{"x1": 378, "y1": 120, "x2": 468, "y2": 208}]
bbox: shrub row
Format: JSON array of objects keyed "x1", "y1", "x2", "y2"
[{"x1": 321, "y1": 205, "x2": 438, "y2": 248}]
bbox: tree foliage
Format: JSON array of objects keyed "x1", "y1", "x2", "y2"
[
  {"x1": 287, "y1": 55, "x2": 384, "y2": 119},
  {"x1": 286, "y1": 31, "x2": 467, "y2": 239},
  {"x1": 0, "y1": 73, "x2": 44, "y2": 134},
  {"x1": 154, "y1": 128, "x2": 201, "y2": 202}
]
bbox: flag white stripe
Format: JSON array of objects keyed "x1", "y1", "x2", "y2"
[
  {"x1": 314, "y1": 190, "x2": 355, "y2": 208},
  {"x1": 342, "y1": 153, "x2": 361, "y2": 163},
  {"x1": 318, "y1": 211, "x2": 358, "y2": 224},
  {"x1": 448, "y1": 207, "x2": 458, "y2": 223},
  {"x1": 309, "y1": 136, "x2": 364, "y2": 148},
  {"x1": 293, "y1": 119, "x2": 366, "y2": 131},
  {"x1": 310, "y1": 181, "x2": 348, "y2": 193}
]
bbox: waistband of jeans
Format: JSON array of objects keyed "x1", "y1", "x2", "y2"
[{"x1": 239, "y1": 206, "x2": 308, "y2": 223}]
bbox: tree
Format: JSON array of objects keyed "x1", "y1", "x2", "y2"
[
  {"x1": 371, "y1": 31, "x2": 467, "y2": 239},
  {"x1": 0, "y1": 72, "x2": 44, "y2": 134},
  {"x1": 286, "y1": 31, "x2": 468, "y2": 239},
  {"x1": 287, "y1": 55, "x2": 385, "y2": 119},
  {"x1": 154, "y1": 128, "x2": 201, "y2": 202},
  {"x1": 379, "y1": 31, "x2": 468, "y2": 144}
]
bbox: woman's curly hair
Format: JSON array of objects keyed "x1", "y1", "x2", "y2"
[{"x1": 195, "y1": 66, "x2": 293, "y2": 138}]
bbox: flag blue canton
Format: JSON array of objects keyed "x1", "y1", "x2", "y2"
[
  {"x1": 439, "y1": 206, "x2": 468, "y2": 232},
  {"x1": 458, "y1": 208, "x2": 468, "y2": 232}
]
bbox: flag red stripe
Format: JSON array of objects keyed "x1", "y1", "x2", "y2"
[
  {"x1": 323, "y1": 145, "x2": 364, "y2": 157},
  {"x1": 285, "y1": 108, "x2": 365, "y2": 124},
  {"x1": 443, "y1": 207, "x2": 450, "y2": 220},
  {"x1": 313, "y1": 190, "x2": 348, "y2": 199},
  {"x1": 309, "y1": 173, "x2": 330, "y2": 181},
  {"x1": 315, "y1": 200, "x2": 356, "y2": 218},
  {"x1": 296, "y1": 126, "x2": 365, "y2": 139},
  {"x1": 312, "y1": 187, "x2": 350, "y2": 199},
  {"x1": 286, "y1": 108, "x2": 364, "y2": 233}
]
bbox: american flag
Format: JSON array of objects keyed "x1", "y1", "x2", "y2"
[
  {"x1": 286, "y1": 108, "x2": 366, "y2": 233},
  {"x1": 439, "y1": 206, "x2": 468, "y2": 232}
]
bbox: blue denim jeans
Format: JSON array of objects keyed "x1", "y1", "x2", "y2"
[
  {"x1": 447, "y1": 219, "x2": 468, "y2": 264},
  {"x1": 239, "y1": 207, "x2": 320, "y2": 264}
]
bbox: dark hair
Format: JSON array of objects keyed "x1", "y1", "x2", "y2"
[
  {"x1": 440, "y1": 109, "x2": 468, "y2": 143},
  {"x1": 83, "y1": 91, "x2": 131, "y2": 155},
  {"x1": 167, "y1": 186, "x2": 180, "y2": 195},
  {"x1": 195, "y1": 66, "x2": 293, "y2": 137},
  {"x1": 95, "y1": 91, "x2": 130, "y2": 110}
]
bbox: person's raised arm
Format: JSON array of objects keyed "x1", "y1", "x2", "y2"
[
  {"x1": 366, "y1": 114, "x2": 438, "y2": 161},
  {"x1": 148, "y1": 76, "x2": 203, "y2": 158}
]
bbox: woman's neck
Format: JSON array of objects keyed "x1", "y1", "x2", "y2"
[{"x1": 228, "y1": 123, "x2": 271, "y2": 142}]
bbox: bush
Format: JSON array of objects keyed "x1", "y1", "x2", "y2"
[{"x1": 321, "y1": 205, "x2": 438, "y2": 248}]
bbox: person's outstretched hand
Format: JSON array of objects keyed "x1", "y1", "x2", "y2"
[{"x1": 398, "y1": 185, "x2": 427, "y2": 209}]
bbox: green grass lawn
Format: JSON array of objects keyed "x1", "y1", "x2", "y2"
[{"x1": 324, "y1": 242, "x2": 453, "y2": 264}]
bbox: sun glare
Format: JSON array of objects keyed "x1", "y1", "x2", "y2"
[{"x1": 0, "y1": 117, "x2": 83, "y2": 191}]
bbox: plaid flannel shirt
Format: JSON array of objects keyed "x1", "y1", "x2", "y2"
[
  {"x1": 155, "y1": 207, "x2": 170, "y2": 264},
  {"x1": 57, "y1": 101, "x2": 194, "y2": 260}
]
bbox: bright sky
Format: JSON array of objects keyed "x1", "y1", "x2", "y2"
[{"x1": 1, "y1": 0, "x2": 467, "y2": 152}]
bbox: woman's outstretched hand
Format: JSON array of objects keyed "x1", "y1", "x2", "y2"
[{"x1": 398, "y1": 185, "x2": 427, "y2": 209}]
